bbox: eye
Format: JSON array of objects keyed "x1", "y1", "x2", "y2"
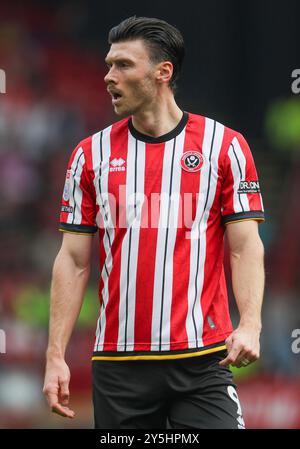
[{"x1": 118, "y1": 61, "x2": 130, "y2": 68}]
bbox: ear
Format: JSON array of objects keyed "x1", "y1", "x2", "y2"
[{"x1": 156, "y1": 61, "x2": 173, "y2": 85}]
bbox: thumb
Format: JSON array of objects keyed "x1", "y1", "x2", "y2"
[{"x1": 225, "y1": 334, "x2": 234, "y2": 352}]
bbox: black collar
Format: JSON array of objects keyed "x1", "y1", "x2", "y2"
[{"x1": 128, "y1": 111, "x2": 188, "y2": 143}]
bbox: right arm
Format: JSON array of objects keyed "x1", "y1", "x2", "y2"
[{"x1": 43, "y1": 232, "x2": 93, "y2": 418}]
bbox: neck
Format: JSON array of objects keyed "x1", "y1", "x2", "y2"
[{"x1": 131, "y1": 93, "x2": 183, "y2": 138}]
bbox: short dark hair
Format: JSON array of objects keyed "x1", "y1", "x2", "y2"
[{"x1": 108, "y1": 16, "x2": 185, "y2": 93}]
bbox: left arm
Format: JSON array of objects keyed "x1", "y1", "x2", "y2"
[{"x1": 219, "y1": 220, "x2": 265, "y2": 368}]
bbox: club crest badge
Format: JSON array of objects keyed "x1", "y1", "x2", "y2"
[{"x1": 180, "y1": 151, "x2": 204, "y2": 172}]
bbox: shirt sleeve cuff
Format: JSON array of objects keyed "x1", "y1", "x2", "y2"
[
  {"x1": 222, "y1": 211, "x2": 265, "y2": 225},
  {"x1": 59, "y1": 222, "x2": 98, "y2": 234}
]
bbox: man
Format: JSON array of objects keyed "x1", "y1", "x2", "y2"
[{"x1": 43, "y1": 16, "x2": 265, "y2": 429}]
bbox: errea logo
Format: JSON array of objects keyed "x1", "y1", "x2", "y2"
[{"x1": 109, "y1": 158, "x2": 126, "y2": 172}]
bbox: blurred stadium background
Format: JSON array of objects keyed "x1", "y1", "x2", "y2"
[{"x1": 0, "y1": 0, "x2": 300, "y2": 429}]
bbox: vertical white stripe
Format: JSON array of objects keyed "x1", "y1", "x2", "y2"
[
  {"x1": 118, "y1": 132, "x2": 146, "y2": 351},
  {"x1": 151, "y1": 128, "x2": 186, "y2": 351},
  {"x1": 228, "y1": 136, "x2": 250, "y2": 212},
  {"x1": 91, "y1": 126, "x2": 114, "y2": 352},
  {"x1": 186, "y1": 119, "x2": 224, "y2": 348},
  {"x1": 67, "y1": 147, "x2": 84, "y2": 224}
]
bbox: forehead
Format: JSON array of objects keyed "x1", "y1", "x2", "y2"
[{"x1": 105, "y1": 39, "x2": 150, "y2": 62}]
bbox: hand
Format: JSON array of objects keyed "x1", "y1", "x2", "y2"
[
  {"x1": 219, "y1": 325, "x2": 260, "y2": 368},
  {"x1": 43, "y1": 357, "x2": 75, "y2": 418}
]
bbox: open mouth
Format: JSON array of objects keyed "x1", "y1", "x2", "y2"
[{"x1": 110, "y1": 91, "x2": 123, "y2": 103}]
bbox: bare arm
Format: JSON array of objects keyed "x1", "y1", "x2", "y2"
[
  {"x1": 219, "y1": 220, "x2": 265, "y2": 368},
  {"x1": 43, "y1": 232, "x2": 93, "y2": 418}
]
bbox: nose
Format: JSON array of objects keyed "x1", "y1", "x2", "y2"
[{"x1": 104, "y1": 67, "x2": 117, "y2": 85}]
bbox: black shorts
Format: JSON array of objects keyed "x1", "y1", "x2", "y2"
[{"x1": 92, "y1": 350, "x2": 245, "y2": 429}]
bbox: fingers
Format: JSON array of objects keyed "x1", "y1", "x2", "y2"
[
  {"x1": 219, "y1": 343, "x2": 242, "y2": 366},
  {"x1": 225, "y1": 335, "x2": 233, "y2": 351},
  {"x1": 219, "y1": 329, "x2": 260, "y2": 368},
  {"x1": 43, "y1": 383, "x2": 58, "y2": 409},
  {"x1": 234, "y1": 349, "x2": 259, "y2": 368},
  {"x1": 218, "y1": 335, "x2": 236, "y2": 366},
  {"x1": 43, "y1": 380, "x2": 75, "y2": 419},
  {"x1": 51, "y1": 403, "x2": 75, "y2": 419},
  {"x1": 233, "y1": 350, "x2": 249, "y2": 368},
  {"x1": 59, "y1": 378, "x2": 70, "y2": 406},
  {"x1": 219, "y1": 345, "x2": 259, "y2": 367}
]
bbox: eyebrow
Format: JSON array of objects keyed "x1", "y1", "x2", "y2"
[{"x1": 105, "y1": 57, "x2": 134, "y2": 65}]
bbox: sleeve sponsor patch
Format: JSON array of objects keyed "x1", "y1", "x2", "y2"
[
  {"x1": 61, "y1": 205, "x2": 73, "y2": 213},
  {"x1": 237, "y1": 180, "x2": 260, "y2": 194}
]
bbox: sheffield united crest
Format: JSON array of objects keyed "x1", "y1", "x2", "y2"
[{"x1": 180, "y1": 151, "x2": 204, "y2": 172}]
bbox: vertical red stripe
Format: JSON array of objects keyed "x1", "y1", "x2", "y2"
[
  {"x1": 245, "y1": 156, "x2": 264, "y2": 212},
  {"x1": 248, "y1": 191, "x2": 264, "y2": 211},
  {"x1": 221, "y1": 150, "x2": 235, "y2": 216}
]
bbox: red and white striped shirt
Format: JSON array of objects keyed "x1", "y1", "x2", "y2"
[{"x1": 59, "y1": 112, "x2": 264, "y2": 361}]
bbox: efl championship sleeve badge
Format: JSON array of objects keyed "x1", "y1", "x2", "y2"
[{"x1": 63, "y1": 169, "x2": 71, "y2": 201}]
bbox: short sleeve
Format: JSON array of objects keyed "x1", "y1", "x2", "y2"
[
  {"x1": 59, "y1": 141, "x2": 98, "y2": 234},
  {"x1": 221, "y1": 132, "x2": 265, "y2": 225}
]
